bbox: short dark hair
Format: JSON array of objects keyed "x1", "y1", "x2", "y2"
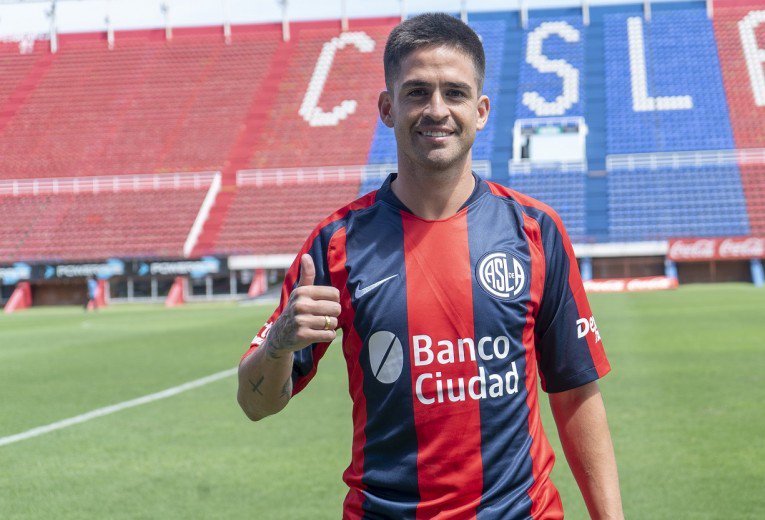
[{"x1": 383, "y1": 13, "x2": 486, "y2": 94}]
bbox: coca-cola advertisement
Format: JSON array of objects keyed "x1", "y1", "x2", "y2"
[
  {"x1": 667, "y1": 237, "x2": 765, "y2": 261},
  {"x1": 584, "y1": 276, "x2": 679, "y2": 294}
]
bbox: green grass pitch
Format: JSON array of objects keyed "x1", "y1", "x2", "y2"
[{"x1": 1, "y1": 284, "x2": 764, "y2": 518}]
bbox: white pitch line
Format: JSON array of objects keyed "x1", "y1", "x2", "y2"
[{"x1": 0, "y1": 367, "x2": 237, "y2": 448}]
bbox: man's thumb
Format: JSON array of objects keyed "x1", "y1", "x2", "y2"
[{"x1": 297, "y1": 254, "x2": 315, "y2": 287}]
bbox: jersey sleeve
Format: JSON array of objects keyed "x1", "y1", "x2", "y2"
[
  {"x1": 533, "y1": 208, "x2": 610, "y2": 393},
  {"x1": 239, "y1": 227, "x2": 338, "y2": 397}
]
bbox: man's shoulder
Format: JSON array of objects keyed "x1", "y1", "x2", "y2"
[
  {"x1": 484, "y1": 180, "x2": 560, "y2": 222},
  {"x1": 309, "y1": 189, "x2": 379, "y2": 237}
]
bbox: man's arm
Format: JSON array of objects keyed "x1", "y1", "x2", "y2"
[
  {"x1": 549, "y1": 381, "x2": 624, "y2": 520},
  {"x1": 237, "y1": 254, "x2": 340, "y2": 421}
]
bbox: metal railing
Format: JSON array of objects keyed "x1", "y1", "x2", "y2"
[
  {"x1": 0, "y1": 171, "x2": 220, "y2": 196},
  {"x1": 509, "y1": 160, "x2": 587, "y2": 175},
  {"x1": 606, "y1": 148, "x2": 765, "y2": 171},
  {"x1": 237, "y1": 161, "x2": 492, "y2": 187}
]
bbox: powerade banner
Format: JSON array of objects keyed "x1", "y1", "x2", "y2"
[
  {"x1": 0, "y1": 257, "x2": 227, "y2": 282},
  {"x1": 0, "y1": 263, "x2": 32, "y2": 285},
  {"x1": 36, "y1": 259, "x2": 125, "y2": 280},
  {"x1": 125, "y1": 257, "x2": 226, "y2": 279}
]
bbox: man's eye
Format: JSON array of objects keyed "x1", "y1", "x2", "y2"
[
  {"x1": 448, "y1": 90, "x2": 466, "y2": 98},
  {"x1": 408, "y1": 89, "x2": 426, "y2": 97}
]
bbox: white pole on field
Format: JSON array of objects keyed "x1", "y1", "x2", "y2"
[
  {"x1": 644, "y1": 0, "x2": 651, "y2": 22},
  {"x1": 520, "y1": 0, "x2": 528, "y2": 30},
  {"x1": 706, "y1": 0, "x2": 713, "y2": 19}
]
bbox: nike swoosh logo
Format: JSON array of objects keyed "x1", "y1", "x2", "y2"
[{"x1": 355, "y1": 275, "x2": 398, "y2": 299}]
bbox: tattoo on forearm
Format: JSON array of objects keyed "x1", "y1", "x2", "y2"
[
  {"x1": 265, "y1": 310, "x2": 297, "y2": 358},
  {"x1": 250, "y1": 376, "x2": 265, "y2": 395},
  {"x1": 280, "y1": 375, "x2": 292, "y2": 399}
]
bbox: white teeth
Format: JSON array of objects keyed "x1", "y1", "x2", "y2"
[{"x1": 423, "y1": 131, "x2": 449, "y2": 137}]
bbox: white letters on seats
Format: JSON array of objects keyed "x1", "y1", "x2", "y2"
[
  {"x1": 627, "y1": 17, "x2": 693, "y2": 112},
  {"x1": 738, "y1": 11, "x2": 765, "y2": 107},
  {"x1": 522, "y1": 22, "x2": 581, "y2": 116},
  {"x1": 298, "y1": 31, "x2": 375, "y2": 127}
]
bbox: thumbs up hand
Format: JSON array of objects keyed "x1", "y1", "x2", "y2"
[{"x1": 263, "y1": 254, "x2": 341, "y2": 356}]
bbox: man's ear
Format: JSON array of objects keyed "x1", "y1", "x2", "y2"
[
  {"x1": 378, "y1": 91, "x2": 394, "y2": 128},
  {"x1": 476, "y1": 94, "x2": 490, "y2": 131}
]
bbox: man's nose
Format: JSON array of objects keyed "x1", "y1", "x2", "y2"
[{"x1": 423, "y1": 90, "x2": 449, "y2": 122}]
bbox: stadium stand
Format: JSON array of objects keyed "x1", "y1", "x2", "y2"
[
  {"x1": 713, "y1": 4, "x2": 765, "y2": 150},
  {"x1": 247, "y1": 20, "x2": 396, "y2": 170},
  {"x1": 199, "y1": 169, "x2": 362, "y2": 256},
  {"x1": 740, "y1": 162, "x2": 765, "y2": 237},
  {"x1": 1, "y1": 4, "x2": 764, "y2": 267},
  {"x1": 608, "y1": 162, "x2": 750, "y2": 241},
  {"x1": 507, "y1": 167, "x2": 587, "y2": 242},
  {"x1": 515, "y1": 16, "x2": 585, "y2": 120},
  {"x1": 0, "y1": 173, "x2": 214, "y2": 261},
  {"x1": 0, "y1": 26, "x2": 280, "y2": 179},
  {"x1": 603, "y1": 8, "x2": 735, "y2": 155}
]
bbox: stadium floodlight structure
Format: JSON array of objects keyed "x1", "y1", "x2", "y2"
[
  {"x1": 644, "y1": 0, "x2": 651, "y2": 22},
  {"x1": 45, "y1": 0, "x2": 56, "y2": 52},
  {"x1": 400, "y1": 0, "x2": 406, "y2": 22},
  {"x1": 340, "y1": 0, "x2": 348, "y2": 31},
  {"x1": 707, "y1": 0, "x2": 713, "y2": 19},
  {"x1": 223, "y1": 0, "x2": 231, "y2": 43},
  {"x1": 160, "y1": 1, "x2": 171, "y2": 41},
  {"x1": 582, "y1": 0, "x2": 589, "y2": 27},
  {"x1": 519, "y1": 0, "x2": 528, "y2": 30},
  {"x1": 105, "y1": 0, "x2": 113, "y2": 49},
  {"x1": 460, "y1": 0, "x2": 467, "y2": 24},
  {"x1": 279, "y1": 0, "x2": 289, "y2": 42}
]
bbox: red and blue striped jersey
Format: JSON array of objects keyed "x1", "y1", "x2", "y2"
[{"x1": 242, "y1": 173, "x2": 610, "y2": 519}]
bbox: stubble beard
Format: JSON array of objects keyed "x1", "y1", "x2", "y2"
[{"x1": 406, "y1": 133, "x2": 473, "y2": 176}]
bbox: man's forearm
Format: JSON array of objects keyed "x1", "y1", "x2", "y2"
[
  {"x1": 549, "y1": 381, "x2": 624, "y2": 520},
  {"x1": 237, "y1": 338, "x2": 294, "y2": 421}
]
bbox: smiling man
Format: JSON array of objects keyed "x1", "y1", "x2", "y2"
[{"x1": 238, "y1": 13, "x2": 623, "y2": 519}]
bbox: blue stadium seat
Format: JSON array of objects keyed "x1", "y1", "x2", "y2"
[
  {"x1": 608, "y1": 164, "x2": 750, "y2": 241},
  {"x1": 603, "y1": 8, "x2": 735, "y2": 154}
]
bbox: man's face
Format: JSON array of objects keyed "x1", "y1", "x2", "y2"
[{"x1": 379, "y1": 45, "x2": 490, "y2": 173}]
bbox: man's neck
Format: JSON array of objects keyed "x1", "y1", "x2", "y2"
[{"x1": 391, "y1": 156, "x2": 476, "y2": 220}]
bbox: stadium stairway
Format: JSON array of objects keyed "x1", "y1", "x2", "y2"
[
  {"x1": 190, "y1": 40, "x2": 296, "y2": 257},
  {"x1": 488, "y1": 11, "x2": 523, "y2": 187},
  {"x1": 740, "y1": 164, "x2": 765, "y2": 236},
  {"x1": 584, "y1": 9, "x2": 610, "y2": 241},
  {"x1": 190, "y1": 186, "x2": 237, "y2": 257},
  {"x1": 0, "y1": 52, "x2": 55, "y2": 138}
]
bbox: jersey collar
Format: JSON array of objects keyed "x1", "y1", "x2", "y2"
[{"x1": 376, "y1": 171, "x2": 489, "y2": 214}]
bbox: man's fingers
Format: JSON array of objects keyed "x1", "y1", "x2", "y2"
[
  {"x1": 296, "y1": 327, "x2": 337, "y2": 345},
  {"x1": 304, "y1": 315, "x2": 339, "y2": 331},
  {"x1": 294, "y1": 298, "x2": 341, "y2": 318},
  {"x1": 294, "y1": 285, "x2": 341, "y2": 303},
  {"x1": 297, "y1": 254, "x2": 315, "y2": 287}
]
